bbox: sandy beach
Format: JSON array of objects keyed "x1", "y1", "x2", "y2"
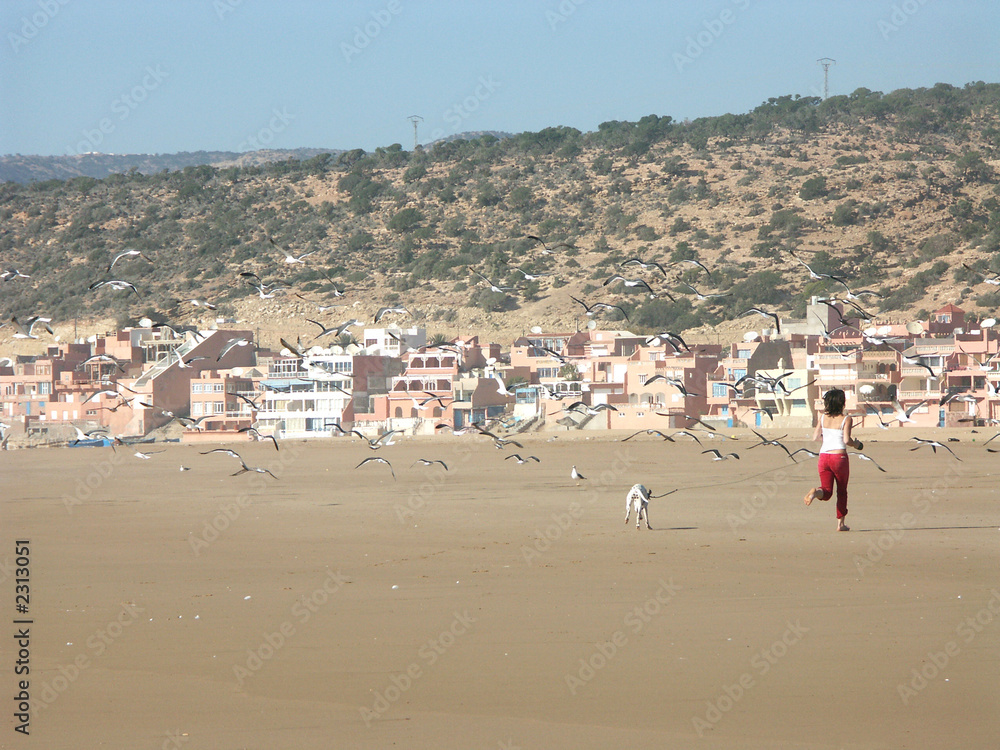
[{"x1": 4, "y1": 427, "x2": 999, "y2": 749}]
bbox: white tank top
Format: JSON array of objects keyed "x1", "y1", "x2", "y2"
[{"x1": 820, "y1": 416, "x2": 848, "y2": 453}]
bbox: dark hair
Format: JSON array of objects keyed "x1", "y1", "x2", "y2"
[{"x1": 823, "y1": 388, "x2": 846, "y2": 416}]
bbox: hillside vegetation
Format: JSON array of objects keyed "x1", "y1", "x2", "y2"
[{"x1": 2, "y1": 82, "x2": 1000, "y2": 349}]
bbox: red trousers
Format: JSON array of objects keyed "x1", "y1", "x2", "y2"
[{"x1": 818, "y1": 452, "x2": 849, "y2": 519}]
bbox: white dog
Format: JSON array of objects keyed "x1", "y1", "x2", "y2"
[{"x1": 624, "y1": 483, "x2": 652, "y2": 530}]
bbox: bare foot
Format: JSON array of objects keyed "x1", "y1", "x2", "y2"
[
  {"x1": 804, "y1": 488, "x2": 820, "y2": 506},
  {"x1": 837, "y1": 520, "x2": 850, "y2": 531}
]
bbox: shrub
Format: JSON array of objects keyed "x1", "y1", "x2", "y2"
[
  {"x1": 831, "y1": 200, "x2": 859, "y2": 226},
  {"x1": 799, "y1": 176, "x2": 828, "y2": 200}
]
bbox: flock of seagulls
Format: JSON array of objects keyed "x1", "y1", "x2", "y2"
[{"x1": 2, "y1": 183, "x2": 996, "y2": 525}]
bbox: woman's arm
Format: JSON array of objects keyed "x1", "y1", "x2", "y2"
[
  {"x1": 843, "y1": 415, "x2": 860, "y2": 449},
  {"x1": 812, "y1": 418, "x2": 823, "y2": 442}
]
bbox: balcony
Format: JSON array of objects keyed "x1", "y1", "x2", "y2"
[{"x1": 898, "y1": 390, "x2": 936, "y2": 400}]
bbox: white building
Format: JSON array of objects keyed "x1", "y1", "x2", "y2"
[
  {"x1": 361, "y1": 327, "x2": 426, "y2": 356},
  {"x1": 254, "y1": 347, "x2": 355, "y2": 439}
]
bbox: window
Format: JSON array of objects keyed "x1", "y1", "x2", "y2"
[
  {"x1": 38, "y1": 382, "x2": 50, "y2": 395},
  {"x1": 335, "y1": 361, "x2": 352, "y2": 373},
  {"x1": 214, "y1": 384, "x2": 224, "y2": 392},
  {"x1": 192, "y1": 383, "x2": 204, "y2": 393},
  {"x1": 192, "y1": 402, "x2": 203, "y2": 416},
  {"x1": 638, "y1": 374, "x2": 648, "y2": 385},
  {"x1": 737, "y1": 349, "x2": 751, "y2": 359},
  {"x1": 713, "y1": 383, "x2": 730, "y2": 398},
  {"x1": 214, "y1": 401, "x2": 224, "y2": 413}
]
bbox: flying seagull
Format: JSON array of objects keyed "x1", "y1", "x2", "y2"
[
  {"x1": 505, "y1": 454, "x2": 540, "y2": 464},
  {"x1": 741, "y1": 307, "x2": 781, "y2": 334},
  {"x1": 854, "y1": 452, "x2": 887, "y2": 472},
  {"x1": 238, "y1": 426, "x2": 279, "y2": 451},
  {"x1": 620, "y1": 257, "x2": 668, "y2": 276},
  {"x1": 106, "y1": 249, "x2": 152, "y2": 273},
  {"x1": 961, "y1": 263, "x2": 1000, "y2": 286},
  {"x1": 473, "y1": 271, "x2": 515, "y2": 293},
  {"x1": 670, "y1": 259, "x2": 714, "y2": 278},
  {"x1": 268, "y1": 236, "x2": 317, "y2": 264},
  {"x1": 526, "y1": 235, "x2": 575, "y2": 255},
  {"x1": 355, "y1": 456, "x2": 396, "y2": 480},
  {"x1": 669, "y1": 430, "x2": 704, "y2": 446},
  {"x1": 603, "y1": 275, "x2": 655, "y2": 294},
  {"x1": 373, "y1": 306, "x2": 409, "y2": 324},
  {"x1": 788, "y1": 250, "x2": 847, "y2": 284},
  {"x1": 89, "y1": 279, "x2": 140, "y2": 297},
  {"x1": 702, "y1": 449, "x2": 740, "y2": 461},
  {"x1": 133, "y1": 449, "x2": 166, "y2": 460},
  {"x1": 568, "y1": 296, "x2": 629, "y2": 322},
  {"x1": 217, "y1": 337, "x2": 252, "y2": 361},
  {"x1": 788, "y1": 448, "x2": 820, "y2": 462},
  {"x1": 622, "y1": 429, "x2": 674, "y2": 442},
  {"x1": 412, "y1": 458, "x2": 448, "y2": 470},
  {"x1": 10, "y1": 315, "x2": 53, "y2": 340},
  {"x1": 682, "y1": 414, "x2": 716, "y2": 432},
  {"x1": 909, "y1": 437, "x2": 962, "y2": 461},
  {"x1": 679, "y1": 282, "x2": 731, "y2": 301},
  {"x1": 514, "y1": 267, "x2": 551, "y2": 281},
  {"x1": 70, "y1": 426, "x2": 109, "y2": 445},
  {"x1": 200, "y1": 448, "x2": 278, "y2": 477},
  {"x1": 892, "y1": 399, "x2": 928, "y2": 425}
]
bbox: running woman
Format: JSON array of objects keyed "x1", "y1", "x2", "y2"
[{"x1": 804, "y1": 388, "x2": 861, "y2": 531}]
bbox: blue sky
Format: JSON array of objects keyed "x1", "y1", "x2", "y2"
[{"x1": 2, "y1": 0, "x2": 999, "y2": 156}]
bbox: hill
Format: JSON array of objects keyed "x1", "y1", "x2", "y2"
[
  {"x1": 0, "y1": 148, "x2": 343, "y2": 184},
  {"x1": 2, "y1": 82, "x2": 1000, "y2": 352}
]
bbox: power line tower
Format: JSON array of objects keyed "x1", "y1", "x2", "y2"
[
  {"x1": 817, "y1": 58, "x2": 836, "y2": 100},
  {"x1": 407, "y1": 115, "x2": 423, "y2": 150}
]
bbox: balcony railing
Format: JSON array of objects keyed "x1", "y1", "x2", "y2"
[{"x1": 898, "y1": 390, "x2": 936, "y2": 400}]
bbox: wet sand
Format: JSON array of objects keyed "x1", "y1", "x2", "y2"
[{"x1": 4, "y1": 428, "x2": 999, "y2": 748}]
